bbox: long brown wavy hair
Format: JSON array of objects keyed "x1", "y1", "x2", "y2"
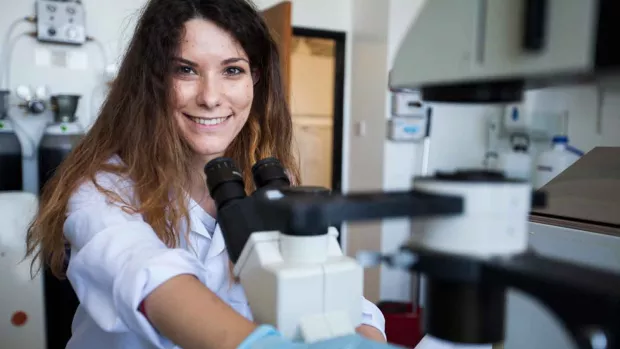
[{"x1": 25, "y1": 0, "x2": 300, "y2": 278}]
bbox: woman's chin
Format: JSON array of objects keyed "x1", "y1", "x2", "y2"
[{"x1": 192, "y1": 148, "x2": 227, "y2": 163}]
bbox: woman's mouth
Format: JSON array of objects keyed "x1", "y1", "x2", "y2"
[{"x1": 184, "y1": 113, "x2": 232, "y2": 127}]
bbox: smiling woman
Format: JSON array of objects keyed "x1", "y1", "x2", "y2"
[
  {"x1": 172, "y1": 19, "x2": 256, "y2": 167},
  {"x1": 23, "y1": 0, "x2": 387, "y2": 348}
]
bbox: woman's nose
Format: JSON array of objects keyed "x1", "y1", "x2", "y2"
[{"x1": 197, "y1": 75, "x2": 222, "y2": 109}]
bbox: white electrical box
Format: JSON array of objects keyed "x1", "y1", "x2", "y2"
[
  {"x1": 391, "y1": 90, "x2": 425, "y2": 117},
  {"x1": 36, "y1": 0, "x2": 87, "y2": 45},
  {"x1": 387, "y1": 116, "x2": 427, "y2": 142}
]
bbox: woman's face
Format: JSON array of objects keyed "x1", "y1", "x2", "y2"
[{"x1": 173, "y1": 18, "x2": 254, "y2": 163}]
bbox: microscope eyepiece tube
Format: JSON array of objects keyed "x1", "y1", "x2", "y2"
[
  {"x1": 204, "y1": 157, "x2": 247, "y2": 209},
  {"x1": 251, "y1": 157, "x2": 290, "y2": 189},
  {"x1": 204, "y1": 157, "x2": 256, "y2": 264}
]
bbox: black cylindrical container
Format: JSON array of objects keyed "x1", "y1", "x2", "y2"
[
  {"x1": 0, "y1": 89, "x2": 23, "y2": 191},
  {"x1": 0, "y1": 120, "x2": 23, "y2": 192},
  {"x1": 39, "y1": 122, "x2": 84, "y2": 349},
  {"x1": 0, "y1": 90, "x2": 9, "y2": 119},
  {"x1": 38, "y1": 123, "x2": 83, "y2": 194}
]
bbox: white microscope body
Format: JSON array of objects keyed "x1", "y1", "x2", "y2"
[{"x1": 233, "y1": 226, "x2": 363, "y2": 343}]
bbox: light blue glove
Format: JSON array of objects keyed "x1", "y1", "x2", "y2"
[{"x1": 237, "y1": 325, "x2": 403, "y2": 349}]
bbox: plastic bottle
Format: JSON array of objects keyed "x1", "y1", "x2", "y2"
[
  {"x1": 534, "y1": 135, "x2": 583, "y2": 189},
  {"x1": 498, "y1": 133, "x2": 532, "y2": 181},
  {"x1": 499, "y1": 145, "x2": 532, "y2": 181}
]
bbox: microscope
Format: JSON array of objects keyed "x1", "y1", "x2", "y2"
[{"x1": 206, "y1": 1, "x2": 620, "y2": 349}]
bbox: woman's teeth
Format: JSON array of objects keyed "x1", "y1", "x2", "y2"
[{"x1": 190, "y1": 115, "x2": 228, "y2": 126}]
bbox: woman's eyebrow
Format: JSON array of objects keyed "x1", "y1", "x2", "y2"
[
  {"x1": 174, "y1": 57, "x2": 198, "y2": 67},
  {"x1": 222, "y1": 57, "x2": 249, "y2": 65}
]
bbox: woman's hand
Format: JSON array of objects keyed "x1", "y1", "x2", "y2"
[{"x1": 356, "y1": 324, "x2": 386, "y2": 342}]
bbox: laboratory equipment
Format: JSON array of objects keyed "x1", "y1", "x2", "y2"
[
  {"x1": 389, "y1": 1, "x2": 620, "y2": 95},
  {"x1": 38, "y1": 94, "x2": 84, "y2": 194},
  {"x1": 15, "y1": 85, "x2": 48, "y2": 115},
  {"x1": 388, "y1": 91, "x2": 428, "y2": 142},
  {"x1": 387, "y1": 116, "x2": 428, "y2": 142},
  {"x1": 205, "y1": 157, "x2": 364, "y2": 342},
  {"x1": 207, "y1": 1, "x2": 620, "y2": 348},
  {"x1": 209, "y1": 153, "x2": 620, "y2": 349},
  {"x1": 520, "y1": 146, "x2": 620, "y2": 349},
  {"x1": 390, "y1": 0, "x2": 620, "y2": 348},
  {"x1": 501, "y1": 104, "x2": 565, "y2": 142},
  {"x1": 0, "y1": 192, "x2": 46, "y2": 349},
  {"x1": 534, "y1": 135, "x2": 583, "y2": 189},
  {"x1": 36, "y1": 0, "x2": 87, "y2": 45},
  {"x1": 391, "y1": 90, "x2": 424, "y2": 117},
  {"x1": 37, "y1": 94, "x2": 83, "y2": 349},
  {"x1": 0, "y1": 89, "x2": 9, "y2": 118},
  {"x1": 0, "y1": 90, "x2": 24, "y2": 192},
  {"x1": 497, "y1": 133, "x2": 532, "y2": 181}
]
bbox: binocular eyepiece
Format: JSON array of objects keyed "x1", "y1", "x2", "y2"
[
  {"x1": 204, "y1": 157, "x2": 291, "y2": 210},
  {"x1": 203, "y1": 156, "x2": 292, "y2": 264}
]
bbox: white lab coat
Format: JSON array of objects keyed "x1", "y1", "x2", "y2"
[{"x1": 63, "y1": 158, "x2": 386, "y2": 349}]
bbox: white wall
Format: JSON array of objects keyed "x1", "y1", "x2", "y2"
[{"x1": 344, "y1": 0, "x2": 390, "y2": 303}]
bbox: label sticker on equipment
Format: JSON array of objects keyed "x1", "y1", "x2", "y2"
[{"x1": 11, "y1": 311, "x2": 28, "y2": 327}]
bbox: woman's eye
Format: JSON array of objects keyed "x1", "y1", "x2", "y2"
[
  {"x1": 225, "y1": 66, "x2": 244, "y2": 76},
  {"x1": 176, "y1": 65, "x2": 196, "y2": 75}
]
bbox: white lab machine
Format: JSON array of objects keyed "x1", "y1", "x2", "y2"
[
  {"x1": 388, "y1": 1, "x2": 620, "y2": 349},
  {"x1": 0, "y1": 192, "x2": 46, "y2": 349}
]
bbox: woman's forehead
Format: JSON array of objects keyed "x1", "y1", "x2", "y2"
[{"x1": 179, "y1": 19, "x2": 249, "y2": 63}]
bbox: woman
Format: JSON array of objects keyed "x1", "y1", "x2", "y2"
[{"x1": 25, "y1": 0, "x2": 387, "y2": 348}]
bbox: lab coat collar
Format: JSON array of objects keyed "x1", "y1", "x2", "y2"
[
  {"x1": 206, "y1": 224, "x2": 226, "y2": 259},
  {"x1": 187, "y1": 200, "x2": 225, "y2": 259},
  {"x1": 104, "y1": 155, "x2": 226, "y2": 258}
]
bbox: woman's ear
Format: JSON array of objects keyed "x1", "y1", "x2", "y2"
[{"x1": 252, "y1": 69, "x2": 260, "y2": 85}]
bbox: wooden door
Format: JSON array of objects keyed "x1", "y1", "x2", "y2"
[
  {"x1": 261, "y1": 1, "x2": 292, "y2": 103},
  {"x1": 292, "y1": 120, "x2": 334, "y2": 189}
]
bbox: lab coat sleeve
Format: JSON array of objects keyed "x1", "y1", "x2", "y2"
[
  {"x1": 360, "y1": 297, "x2": 387, "y2": 340},
  {"x1": 64, "y1": 173, "x2": 208, "y2": 349}
]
